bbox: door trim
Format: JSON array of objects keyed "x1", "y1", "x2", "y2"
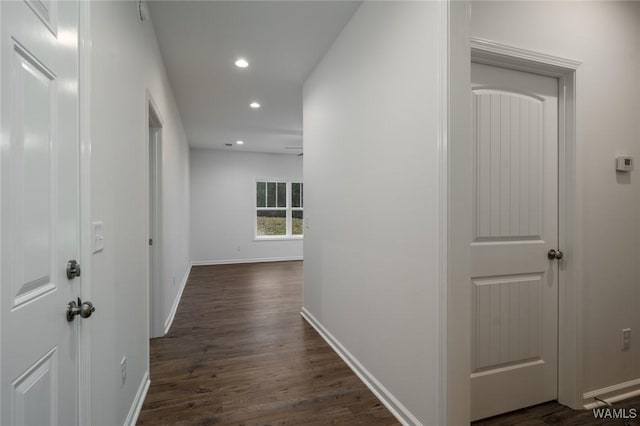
[
  {"x1": 449, "y1": 36, "x2": 582, "y2": 421},
  {"x1": 146, "y1": 91, "x2": 164, "y2": 338},
  {"x1": 470, "y1": 37, "x2": 582, "y2": 410},
  {"x1": 78, "y1": 1, "x2": 92, "y2": 424},
  {"x1": 437, "y1": 1, "x2": 449, "y2": 424},
  {"x1": 470, "y1": 38, "x2": 581, "y2": 74},
  {"x1": 0, "y1": 2, "x2": 3, "y2": 419}
]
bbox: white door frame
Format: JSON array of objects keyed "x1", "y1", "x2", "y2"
[
  {"x1": 448, "y1": 36, "x2": 582, "y2": 423},
  {"x1": 78, "y1": 1, "x2": 92, "y2": 424},
  {"x1": 146, "y1": 91, "x2": 164, "y2": 338}
]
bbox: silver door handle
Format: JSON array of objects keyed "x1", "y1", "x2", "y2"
[
  {"x1": 66, "y1": 298, "x2": 96, "y2": 321},
  {"x1": 547, "y1": 249, "x2": 564, "y2": 260}
]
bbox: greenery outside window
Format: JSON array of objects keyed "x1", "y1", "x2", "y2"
[
  {"x1": 291, "y1": 182, "x2": 303, "y2": 235},
  {"x1": 256, "y1": 180, "x2": 303, "y2": 238}
]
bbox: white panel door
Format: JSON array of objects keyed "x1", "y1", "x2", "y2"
[
  {"x1": 1, "y1": 1, "x2": 80, "y2": 425},
  {"x1": 470, "y1": 63, "x2": 559, "y2": 421}
]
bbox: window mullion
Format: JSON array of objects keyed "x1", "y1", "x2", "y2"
[{"x1": 286, "y1": 182, "x2": 292, "y2": 236}]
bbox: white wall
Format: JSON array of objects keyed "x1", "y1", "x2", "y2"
[
  {"x1": 303, "y1": 2, "x2": 445, "y2": 425},
  {"x1": 156, "y1": 101, "x2": 191, "y2": 338},
  {"x1": 89, "y1": 2, "x2": 190, "y2": 425},
  {"x1": 190, "y1": 149, "x2": 303, "y2": 264},
  {"x1": 471, "y1": 0, "x2": 640, "y2": 402}
]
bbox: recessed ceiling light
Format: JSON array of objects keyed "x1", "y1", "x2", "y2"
[
  {"x1": 234, "y1": 58, "x2": 249, "y2": 68},
  {"x1": 250, "y1": 102, "x2": 261, "y2": 109},
  {"x1": 236, "y1": 140, "x2": 244, "y2": 145}
]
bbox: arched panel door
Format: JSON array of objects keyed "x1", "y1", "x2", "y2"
[{"x1": 470, "y1": 63, "x2": 559, "y2": 421}]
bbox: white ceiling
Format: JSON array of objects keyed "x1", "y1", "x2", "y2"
[{"x1": 149, "y1": 1, "x2": 360, "y2": 154}]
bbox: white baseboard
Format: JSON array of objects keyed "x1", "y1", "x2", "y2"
[
  {"x1": 123, "y1": 371, "x2": 150, "y2": 426},
  {"x1": 583, "y1": 378, "x2": 640, "y2": 409},
  {"x1": 191, "y1": 256, "x2": 303, "y2": 266},
  {"x1": 300, "y1": 307, "x2": 422, "y2": 426},
  {"x1": 163, "y1": 264, "x2": 192, "y2": 335}
]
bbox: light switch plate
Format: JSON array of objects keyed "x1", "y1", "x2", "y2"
[
  {"x1": 93, "y1": 222, "x2": 104, "y2": 253},
  {"x1": 623, "y1": 328, "x2": 631, "y2": 351}
]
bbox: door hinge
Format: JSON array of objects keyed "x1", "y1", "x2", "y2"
[{"x1": 149, "y1": 238, "x2": 153, "y2": 246}]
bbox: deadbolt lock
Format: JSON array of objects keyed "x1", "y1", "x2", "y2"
[{"x1": 66, "y1": 259, "x2": 81, "y2": 279}]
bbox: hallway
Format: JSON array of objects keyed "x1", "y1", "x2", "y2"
[{"x1": 137, "y1": 261, "x2": 398, "y2": 425}]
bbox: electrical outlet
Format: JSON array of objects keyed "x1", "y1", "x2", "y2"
[
  {"x1": 121, "y1": 356, "x2": 127, "y2": 385},
  {"x1": 622, "y1": 328, "x2": 631, "y2": 351}
]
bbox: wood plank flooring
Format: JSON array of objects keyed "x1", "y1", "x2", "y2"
[
  {"x1": 473, "y1": 397, "x2": 640, "y2": 426},
  {"x1": 137, "y1": 261, "x2": 399, "y2": 426},
  {"x1": 137, "y1": 260, "x2": 640, "y2": 425}
]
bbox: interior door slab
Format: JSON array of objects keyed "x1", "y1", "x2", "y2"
[
  {"x1": 1, "y1": 2, "x2": 81, "y2": 425},
  {"x1": 470, "y1": 63, "x2": 559, "y2": 421}
]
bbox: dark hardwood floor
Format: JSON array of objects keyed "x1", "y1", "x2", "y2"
[
  {"x1": 137, "y1": 260, "x2": 640, "y2": 425},
  {"x1": 137, "y1": 261, "x2": 399, "y2": 425},
  {"x1": 473, "y1": 397, "x2": 640, "y2": 426}
]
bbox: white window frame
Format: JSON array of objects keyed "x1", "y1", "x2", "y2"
[
  {"x1": 254, "y1": 179, "x2": 303, "y2": 241},
  {"x1": 291, "y1": 181, "x2": 303, "y2": 237}
]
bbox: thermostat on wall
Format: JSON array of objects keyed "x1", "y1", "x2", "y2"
[{"x1": 616, "y1": 156, "x2": 634, "y2": 172}]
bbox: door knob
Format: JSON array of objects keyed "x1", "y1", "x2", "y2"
[
  {"x1": 66, "y1": 259, "x2": 81, "y2": 279},
  {"x1": 547, "y1": 249, "x2": 564, "y2": 260},
  {"x1": 66, "y1": 298, "x2": 96, "y2": 321}
]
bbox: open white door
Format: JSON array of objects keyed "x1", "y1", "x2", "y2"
[
  {"x1": 1, "y1": 1, "x2": 82, "y2": 425},
  {"x1": 470, "y1": 63, "x2": 559, "y2": 420}
]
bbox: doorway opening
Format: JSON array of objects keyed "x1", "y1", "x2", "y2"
[
  {"x1": 456, "y1": 38, "x2": 583, "y2": 418},
  {"x1": 148, "y1": 95, "x2": 163, "y2": 338},
  {"x1": 448, "y1": 38, "x2": 581, "y2": 423}
]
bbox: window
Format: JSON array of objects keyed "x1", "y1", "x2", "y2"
[
  {"x1": 291, "y1": 182, "x2": 303, "y2": 236},
  {"x1": 256, "y1": 180, "x2": 303, "y2": 238}
]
